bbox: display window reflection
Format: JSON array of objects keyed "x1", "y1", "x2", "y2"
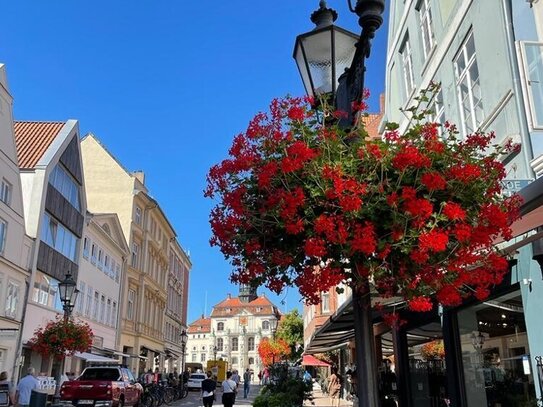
[{"x1": 458, "y1": 290, "x2": 536, "y2": 406}]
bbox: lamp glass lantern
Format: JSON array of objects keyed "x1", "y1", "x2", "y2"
[
  {"x1": 294, "y1": 25, "x2": 359, "y2": 100},
  {"x1": 58, "y1": 273, "x2": 78, "y2": 311}
]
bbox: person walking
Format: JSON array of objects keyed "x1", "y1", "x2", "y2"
[
  {"x1": 327, "y1": 367, "x2": 342, "y2": 407},
  {"x1": 243, "y1": 368, "x2": 251, "y2": 398},
  {"x1": 15, "y1": 367, "x2": 39, "y2": 407},
  {"x1": 0, "y1": 371, "x2": 15, "y2": 405},
  {"x1": 221, "y1": 371, "x2": 237, "y2": 407},
  {"x1": 201, "y1": 371, "x2": 216, "y2": 407}
]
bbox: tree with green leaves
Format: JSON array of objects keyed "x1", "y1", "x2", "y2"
[{"x1": 276, "y1": 309, "x2": 304, "y2": 362}]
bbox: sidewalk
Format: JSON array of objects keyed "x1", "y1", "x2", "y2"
[{"x1": 305, "y1": 388, "x2": 354, "y2": 407}]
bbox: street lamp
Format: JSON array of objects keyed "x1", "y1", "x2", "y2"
[
  {"x1": 213, "y1": 345, "x2": 218, "y2": 361},
  {"x1": 270, "y1": 319, "x2": 278, "y2": 340},
  {"x1": 294, "y1": 0, "x2": 385, "y2": 127},
  {"x1": 294, "y1": 2, "x2": 385, "y2": 406},
  {"x1": 180, "y1": 329, "x2": 188, "y2": 374},
  {"x1": 53, "y1": 273, "x2": 79, "y2": 406}
]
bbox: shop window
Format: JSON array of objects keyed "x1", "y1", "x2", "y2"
[{"x1": 458, "y1": 290, "x2": 536, "y2": 406}]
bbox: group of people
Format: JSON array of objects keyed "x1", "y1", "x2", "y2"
[
  {"x1": 0, "y1": 368, "x2": 40, "y2": 407},
  {"x1": 201, "y1": 368, "x2": 252, "y2": 407}
]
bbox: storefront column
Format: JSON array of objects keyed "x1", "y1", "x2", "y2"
[
  {"x1": 442, "y1": 309, "x2": 464, "y2": 407},
  {"x1": 392, "y1": 327, "x2": 409, "y2": 407}
]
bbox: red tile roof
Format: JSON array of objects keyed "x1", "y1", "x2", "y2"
[
  {"x1": 188, "y1": 316, "x2": 211, "y2": 334},
  {"x1": 14, "y1": 121, "x2": 65, "y2": 169},
  {"x1": 211, "y1": 295, "x2": 278, "y2": 317}
]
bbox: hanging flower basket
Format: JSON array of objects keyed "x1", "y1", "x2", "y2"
[
  {"x1": 29, "y1": 316, "x2": 94, "y2": 359},
  {"x1": 421, "y1": 340, "x2": 445, "y2": 361},
  {"x1": 206, "y1": 85, "x2": 521, "y2": 317}
]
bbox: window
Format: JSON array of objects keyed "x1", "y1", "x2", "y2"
[
  {"x1": 217, "y1": 322, "x2": 224, "y2": 331},
  {"x1": 104, "y1": 255, "x2": 110, "y2": 275},
  {"x1": 201, "y1": 353, "x2": 206, "y2": 362},
  {"x1": 520, "y1": 42, "x2": 543, "y2": 129},
  {"x1": 0, "y1": 218, "x2": 6, "y2": 255},
  {"x1": 0, "y1": 179, "x2": 12, "y2": 206},
  {"x1": 248, "y1": 337, "x2": 255, "y2": 351},
  {"x1": 98, "y1": 249, "x2": 104, "y2": 270},
  {"x1": 85, "y1": 286, "x2": 93, "y2": 317},
  {"x1": 127, "y1": 289, "x2": 135, "y2": 320},
  {"x1": 106, "y1": 298, "x2": 112, "y2": 326},
  {"x1": 32, "y1": 272, "x2": 62, "y2": 311},
  {"x1": 131, "y1": 242, "x2": 139, "y2": 268},
  {"x1": 454, "y1": 31, "x2": 483, "y2": 135},
  {"x1": 135, "y1": 206, "x2": 142, "y2": 225},
  {"x1": 321, "y1": 291, "x2": 330, "y2": 313},
  {"x1": 231, "y1": 357, "x2": 238, "y2": 365},
  {"x1": 100, "y1": 295, "x2": 106, "y2": 323},
  {"x1": 91, "y1": 244, "x2": 97, "y2": 264},
  {"x1": 77, "y1": 281, "x2": 86, "y2": 314},
  {"x1": 248, "y1": 357, "x2": 254, "y2": 365},
  {"x1": 115, "y1": 263, "x2": 120, "y2": 283},
  {"x1": 217, "y1": 338, "x2": 224, "y2": 351},
  {"x1": 83, "y1": 237, "x2": 90, "y2": 259},
  {"x1": 417, "y1": 0, "x2": 434, "y2": 60},
  {"x1": 5, "y1": 281, "x2": 19, "y2": 318},
  {"x1": 400, "y1": 35, "x2": 415, "y2": 97},
  {"x1": 93, "y1": 291, "x2": 99, "y2": 320},
  {"x1": 232, "y1": 338, "x2": 239, "y2": 351},
  {"x1": 40, "y1": 212, "x2": 78, "y2": 262},
  {"x1": 262, "y1": 320, "x2": 270, "y2": 330},
  {"x1": 48, "y1": 164, "x2": 80, "y2": 210},
  {"x1": 192, "y1": 354, "x2": 197, "y2": 362}
]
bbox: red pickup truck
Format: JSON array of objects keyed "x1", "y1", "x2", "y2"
[{"x1": 60, "y1": 366, "x2": 143, "y2": 407}]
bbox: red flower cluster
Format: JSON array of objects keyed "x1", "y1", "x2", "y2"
[
  {"x1": 206, "y1": 87, "x2": 521, "y2": 317},
  {"x1": 29, "y1": 317, "x2": 94, "y2": 359}
]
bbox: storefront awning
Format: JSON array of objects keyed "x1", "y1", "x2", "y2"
[
  {"x1": 302, "y1": 355, "x2": 330, "y2": 367},
  {"x1": 73, "y1": 352, "x2": 119, "y2": 364}
]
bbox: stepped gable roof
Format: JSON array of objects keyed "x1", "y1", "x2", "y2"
[
  {"x1": 211, "y1": 294, "x2": 277, "y2": 317},
  {"x1": 14, "y1": 121, "x2": 65, "y2": 169},
  {"x1": 188, "y1": 316, "x2": 211, "y2": 334}
]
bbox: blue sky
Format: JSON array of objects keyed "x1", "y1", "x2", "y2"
[{"x1": 0, "y1": 1, "x2": 388, "y2": 323}]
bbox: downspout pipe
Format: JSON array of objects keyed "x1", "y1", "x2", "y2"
[{"x1": 503, "y1": 0, "x2": 535, "y2": 177}]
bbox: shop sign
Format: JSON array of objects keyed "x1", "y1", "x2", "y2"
[{"x1": 501, "y1": 179, "x2": 533, "y2": 197}]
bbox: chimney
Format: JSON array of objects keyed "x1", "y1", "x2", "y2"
[
  {"x1": 132, "y1": 170, "x2": 145, "y2": 185},
  {"x1": 379, "y1": 93, "x2": 385, "y2": 114}
]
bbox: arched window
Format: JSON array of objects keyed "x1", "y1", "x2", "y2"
[
  {"x1": 217, "y1": 338, "x2": 224, "y2": 351},
  {"x1": 262, "y1": 320, "x2": 270, "y2": 330},
  {"x1": 232, "y1": 337, "x2": 239, "y2": 351},
  {"x1": 248, "y1": 337, "x2": 255, "y2": 351},
  {"x1": 248, "y1": 357, "x2": 255, "y2": 365},
  {"x1": 217, "y1": 322, "x2": 224, "y2": 331}
]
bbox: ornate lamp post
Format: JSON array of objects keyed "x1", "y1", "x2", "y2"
[
  {"x1": 213, "y1": 345, "x2": 218, "y2": 362},
  {"x1": 52, "y1": 273, "x2": 79, "y2": 406},
  {"x1": 180, "y1": 329, "x2": 188, "y2": 375},
  {"x1": 294, "y1": 2, "x2": 385, "y2": 406}
]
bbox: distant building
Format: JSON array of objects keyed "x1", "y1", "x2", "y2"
[
  {"x1": 186, "y1": 287, "x2": 280, "y2": 376},
  {"x1": 80, "y1": 134, "x2": 191, "y2": 375}
]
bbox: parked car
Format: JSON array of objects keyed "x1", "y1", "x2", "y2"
[
  {"x1": 60, "y1": 366, "x2": 143, "y2": 407},
  {"x1": 186, "y1": 373, "x2": 206, "y2": 390}
]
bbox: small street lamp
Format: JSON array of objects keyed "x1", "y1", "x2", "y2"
[
  {"x1": 294, "y1": 0, "x2": 385, "y2": 127},
  {"x1": 270, "y1": 319, "x2": 278, "y2": 340},
  {"x1": 180, "y1": 329, "x2": 188, "y2": 374},
  {"x1": 294, "y1": 2, "x2": 385, "y2": 406},
  {"x1": 213, "y1": 345, "x2": 218, "y2": 361},
  {"x1": 53, "y1": 273, "x2": 79, "y2": 406}
]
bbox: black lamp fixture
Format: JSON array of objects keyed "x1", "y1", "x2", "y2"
[
  {"x1": 180, "y1": 329, "x2": 188, "y2": 373},
  {"x1": 58, "y1": 273, "x2": 79, "y2": 317},
  {"x1": 270, "y1": 318, "x2": 278, "y2": 339},
  {"x1": 471, "y1": 331, "x2": 486, "y2": 352},
  {"x1": 294, "y1": 0, "x2": 385, "y2": 127}
]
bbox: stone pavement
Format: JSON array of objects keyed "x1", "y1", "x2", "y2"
[
  {"x1": 304, "y1": 388, "x2": 354, "y2": 407},
  {"x1": 171, "y1": 385, "x2": 262, "y2": 407}
]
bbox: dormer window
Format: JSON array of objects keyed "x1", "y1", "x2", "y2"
[
  {"x1": 257, "y1": 307, "x2": 262, "y2": 312},
  {"x1": 262, "y1": 320, "x2": 270, "y2": 330},
  {"x1": 217, "y1": 322, "x2": 224, "y2": 331}
]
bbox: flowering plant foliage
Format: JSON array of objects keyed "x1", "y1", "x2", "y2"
[
  {"x1": 29, "y1": 316, "x2": 94, "y2": 359},
  {"x1": 206, "y1": 85, "x2": 521, "y2": 314},
  {"x1": 420, "y1": 340, "x2": 445, "y2": 361},
  {"x1": 258, "y1": 337, "x2": 291, "y2": 366}
]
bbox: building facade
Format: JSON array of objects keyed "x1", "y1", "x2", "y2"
[
  {"x1": 14, "y1": 119, "x2": 87, "y2": 379},
  {"x1": 186, "y1": 288, "x2": 280, "y2": 377},
  {"x1": 0, "y1": 64, "x2": 33, "y2": 380},
  {"x1": 80, "y1": 134, "x2": 190, "y2": 375}
]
